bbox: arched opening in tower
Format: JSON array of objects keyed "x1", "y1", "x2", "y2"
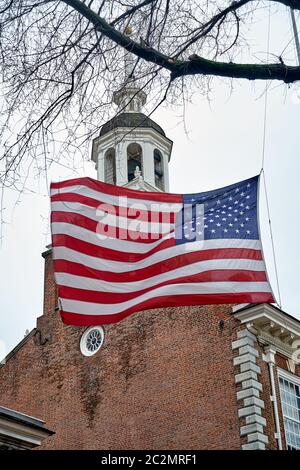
[
  {"x1": 104, "y1": 148, "x2": 116, "y2": 185},
  {"x1": 154, "y1": 149, "x2": 164, "y2": 191},
  {"x1": 127, "y1": 143, "x2": 143, "y2": 182}
]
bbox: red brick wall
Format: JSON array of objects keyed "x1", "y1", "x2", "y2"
[
  {"x1": 0, "y1": 251, "x2": 243, "y2": 450},
  {"x1": 2, "y1": 251, "x2": 298, "y2": 450}
]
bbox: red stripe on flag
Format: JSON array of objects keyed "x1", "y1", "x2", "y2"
[
  {"x1": 51, "y1": 177, "x2": 182, "y2": 203},
  {"x1": 51, "y1": 193, "x2": 177, "y2": 223},
  {"x1": 57, "y1": 270, "x2": 268, "y2": 304},
  {"x1": 53, "y1": 247, "x2": 263, "y2": 276},
  {"x1": 51, "y1": 212, "x2": 172, "y2": 242},
  {"x1": 60, "y1": 292, "x2": 275, "y2": 326},
  {"x1": 52, "y1": 234, "x2": 175, "y2": 262}
]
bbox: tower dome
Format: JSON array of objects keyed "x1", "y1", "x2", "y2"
[
  {"x1": 99, "y1": 113, "x2": 166, "y2": 138},
  {"x1": 91, "y1": 29, "x2": 172, "y2": 192}
]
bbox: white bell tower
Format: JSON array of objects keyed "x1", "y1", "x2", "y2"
[{"x1": 91, "y1": 29, "x2": 173, "y2": 192}]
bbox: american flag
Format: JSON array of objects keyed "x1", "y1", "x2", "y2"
[{"x1": 50, "y1": 175, "x2": 274, "y2": 325}]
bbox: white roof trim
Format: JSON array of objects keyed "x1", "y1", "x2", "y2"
[
  {"x1": 233, "y1": 303, "x2": 300, "y2": 359},
  {"x1": 0, "y1": 418, "x2": 52, "y2": 449},
  {"x1": 124, "y1": 177, "x2": 161, "y2": 192}
]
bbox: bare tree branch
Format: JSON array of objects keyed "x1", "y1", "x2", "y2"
[
  {"x1": 62, "y1": 0, "x2": 300, "y2": 83},
  {"x1": 0, "y1": 0, "x2": 299, "y2": 191}
]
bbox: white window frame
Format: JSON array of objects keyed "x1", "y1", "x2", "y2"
[{"x1": 278, "y1": 368, "x2": 300, "y2": 450}]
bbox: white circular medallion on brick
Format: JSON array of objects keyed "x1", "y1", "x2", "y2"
[{"x1": 80, "y1": 326, "x2": 104, "y2": 356}]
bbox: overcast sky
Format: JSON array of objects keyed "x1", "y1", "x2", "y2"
[{"x1": 1, "y1": 7, "x2": 300, "y2": 357}]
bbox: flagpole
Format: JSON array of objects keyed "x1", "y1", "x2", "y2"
[{"x1": 290, "y1": 8, "x2": 300, "y2": 66}]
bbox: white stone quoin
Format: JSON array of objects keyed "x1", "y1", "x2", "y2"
[{"x1": 232, "y1": 328, "x2": 269, "y2": 450}]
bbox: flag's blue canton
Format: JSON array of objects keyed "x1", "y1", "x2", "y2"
[{"x1": 175, "y1": 176, "x2": 259, "y2": 245}]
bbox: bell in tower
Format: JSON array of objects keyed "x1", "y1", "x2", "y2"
[{"x1": 91, "y1": 29, "x2": 173, "y2": 192}]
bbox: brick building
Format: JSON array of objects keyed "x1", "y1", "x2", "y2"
[{"x1": 1, "y1": 56, "x2": 300, "y2": 451}]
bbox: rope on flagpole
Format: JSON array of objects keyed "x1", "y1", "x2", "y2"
[
  {"x1": 260, "y1": 169, "x2": 283, "y2": 309},
  {"x1": 260, "y1": 5, "x2": 283, "y2": 310}
]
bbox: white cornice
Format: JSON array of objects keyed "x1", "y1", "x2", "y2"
[
  {"x1": 91, "y1": 127, "x2": 173, "y2": 162},
  {"x1": 0, "y1": 418, "x2": 53, "y2": 449},
  {"x1": 233, "y1": 303, "x2": 300, "y2": 358},
  {"x1": 233, "y1": 304, "x2": 300, "y2": 336},
  {"x1": 258, "y1": 333, "x2": 296, "y2": 358}
]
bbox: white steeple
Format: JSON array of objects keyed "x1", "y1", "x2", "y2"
[
  {"x1": 91, "y1": 27, "x2": 173, "y2": 192},
  {"x1": 112, "y1": 26, "x2": 147, "y2": 114}
]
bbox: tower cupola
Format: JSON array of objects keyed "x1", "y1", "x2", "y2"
[{"x1": 91, "y1": 28, "x2": 172, "y2": 192}]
